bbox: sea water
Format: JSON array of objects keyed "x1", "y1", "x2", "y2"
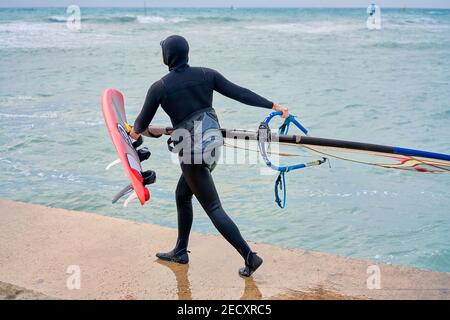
[{"x1": 1, "y1": 7, "x2": 449, "y2": 272}]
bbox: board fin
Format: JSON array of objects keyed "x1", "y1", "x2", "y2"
[
  {"x1": 112, "y1": 184, "x2": 134, "y2": 204},
  {"x1": 106, "y1": 158, "x2": 121, "y2": 171},
  {"x1": 124, "y1": 192, "x2": 138, "y2": 207},
  {"x1": 111, "y1": 170, "x2": 156, "y2": 205}
]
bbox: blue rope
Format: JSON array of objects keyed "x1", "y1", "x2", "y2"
[
  {"x1": 258, "y1": 111, "x2": 326, "y2": 208},
  {"x1": 279, "y1": 115, "x2": 308, "y2": 136},
  {"x1": 275, "y1": 171, "x2": 286, "y2": 208}
]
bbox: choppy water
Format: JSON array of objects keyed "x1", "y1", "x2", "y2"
[{"x1": 1, "y1": 7, "x2": 449, "y2": 272}]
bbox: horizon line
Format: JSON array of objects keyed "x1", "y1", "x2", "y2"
[{"x1": 1, "y1": 6, "x2": 450, "y2": 9}]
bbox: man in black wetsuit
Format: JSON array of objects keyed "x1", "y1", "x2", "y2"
[{"x1": 131, "y1": 35, "x2": 288, "y2": 277}]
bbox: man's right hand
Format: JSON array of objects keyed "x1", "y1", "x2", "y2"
[{"x1": 272, "y1": 104, "x2": 289, "y2": 118}]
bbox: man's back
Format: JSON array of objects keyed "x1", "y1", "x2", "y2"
[
  {"x1": 159, "y1": 66, "x2": 215, "y2": 126},
  {"x1": 133, "y1": 35, "x2": 273, "y2": 133}
]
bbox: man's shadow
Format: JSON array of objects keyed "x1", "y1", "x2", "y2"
[{"x1": 155, "y1": 260, "x2": 262, "y2": 300}]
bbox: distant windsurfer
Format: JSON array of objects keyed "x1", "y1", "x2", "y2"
[
  {"x1": 368, "y1": 3, "x2": 376, "y2": 16},
  {"x1": 130, "y1": 35, "x2": 288, "y2": 277},
  {"x1": 367, "y1": 3, "x2": 381, "y2": 30}
]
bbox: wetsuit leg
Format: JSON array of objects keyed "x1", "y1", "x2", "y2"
[
  {"x1": 174, "y1": 174, "x2": 194, "y2": 253},
  {"x1": 180, "y1": 163, "x2": 252, "y2": 260}
]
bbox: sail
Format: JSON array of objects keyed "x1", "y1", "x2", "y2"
[{"x1": 295, "y1": 139, "x2": 450, "y2": 174}]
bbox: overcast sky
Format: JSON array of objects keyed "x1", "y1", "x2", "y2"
[{"x1": 0, "y1": 0, "x2": 449, "y2": 8}]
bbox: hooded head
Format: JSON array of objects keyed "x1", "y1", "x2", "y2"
[{"x1": 160, "y1": 35, "x2": 189, "y2": 71}]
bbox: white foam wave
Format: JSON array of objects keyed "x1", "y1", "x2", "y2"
[
  {"x1": 3, "y1": 96, "x2": 35, "y2": 101},
  {"x1": 0, "y1": 21, "x2": 111, "y2": 48},
  {"x1": 246, "y1": 21, "x2": 362, "y2": 34},
  {"x1": 73, "y1": 120, "x2": 104, "y2": 127},
  {"x1": 47, "y1": 15, "x2": 68, "y2": 23},
  {"x1": 384, "y1": 17, "x2": 450, "y2": 30},
  {"x1": 0, "y1": 112, "x2": 58, "y2": 119},
  {"x1": 136, "y1": 15, "x2": 188, "y2": 24}
]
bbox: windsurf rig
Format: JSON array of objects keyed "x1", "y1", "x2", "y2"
[{"x1": 142, "y1": 112, "x2": 450, "y2": 209}]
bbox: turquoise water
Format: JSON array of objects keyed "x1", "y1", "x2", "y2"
[{"x1": 1, "y1": 7, "x2": 449, "y2": 272}]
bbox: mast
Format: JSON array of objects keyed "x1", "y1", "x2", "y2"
[{"x1": 142, "y1": 125, "x2": 450, "y2": 162}]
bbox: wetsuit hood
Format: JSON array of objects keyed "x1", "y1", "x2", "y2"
[{"x1": 160, "y1": 35, "x2": 189, "y2": 71}]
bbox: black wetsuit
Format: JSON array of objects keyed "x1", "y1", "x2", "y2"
[{"x1": 134, "y1": 35, "x2": 273, "y2": 264}]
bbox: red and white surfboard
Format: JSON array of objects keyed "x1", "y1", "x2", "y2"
[{"x1": 101, "y1": 88, "x2": 150, "y2": 205}]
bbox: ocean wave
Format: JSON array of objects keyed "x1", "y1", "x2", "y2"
[
  {"x1": 1, "y1": 95, "x2": 34, "y2": 101},
  {"x1": 98, "y1": 15, "x2": 138, "y2": 23},
  {"x1": 368, "y1": 41, "x2": 450, "y2": 50},
  {"x1": 246, "y1": 21, "x2": 362, "y2": 34},
  {"x1": 136, "y1": 15, "x2": 188, "y2": 24},
  {"x1": 47, "y1": 15, "x2": 89, "y2": 23},
  {"x1": 431, "y1": 109, "x2": 450, "y2": 119},
  {"x1": 73, "y1": 120, "x2": 104, "y2": 127},
  {"x1": 0, "y1": 21, "x2": 112, "y2": 48},
  {"x1": 47, "y1": 15, "x2": 136, "y2": 24},
  {"x1": 47, "y1": 16, "x2": 67, "y2": 23},
  {"x1": 0, "y1": 94, "x2": 52, "y2": 102},
  {"x1": 388, "y1": 17, "x2": 441, "y2": 26},
  {"x1": 46, "y1": 14, "x2": 188, "y2": 25},
  {"x1": 0, "y1": 21, "x2": 49, "y2": 32},
  {"x1": 1, "y1": 160, "x2": 84, "y2": 184},
  {"x1": 195, "y1": 16, "x2": 242, "y2": 23},
  {"x1": 0, "y1": 112, "x2": 57, "y2": 119},
  {"x1": 383, "y1": 17, "x2": 450, "y2": 30}
]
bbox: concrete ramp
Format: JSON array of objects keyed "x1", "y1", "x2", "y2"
[{"x1": 0, "y1": 199, "x2": 449, "y2": 300}]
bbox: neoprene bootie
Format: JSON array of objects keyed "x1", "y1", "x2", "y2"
[
  {"x1": 156, "y1": 248, "x2": 189, "y2": 264},
  {"x1": 239, "y1": 252, "x2": 263, "y2": 277}
]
